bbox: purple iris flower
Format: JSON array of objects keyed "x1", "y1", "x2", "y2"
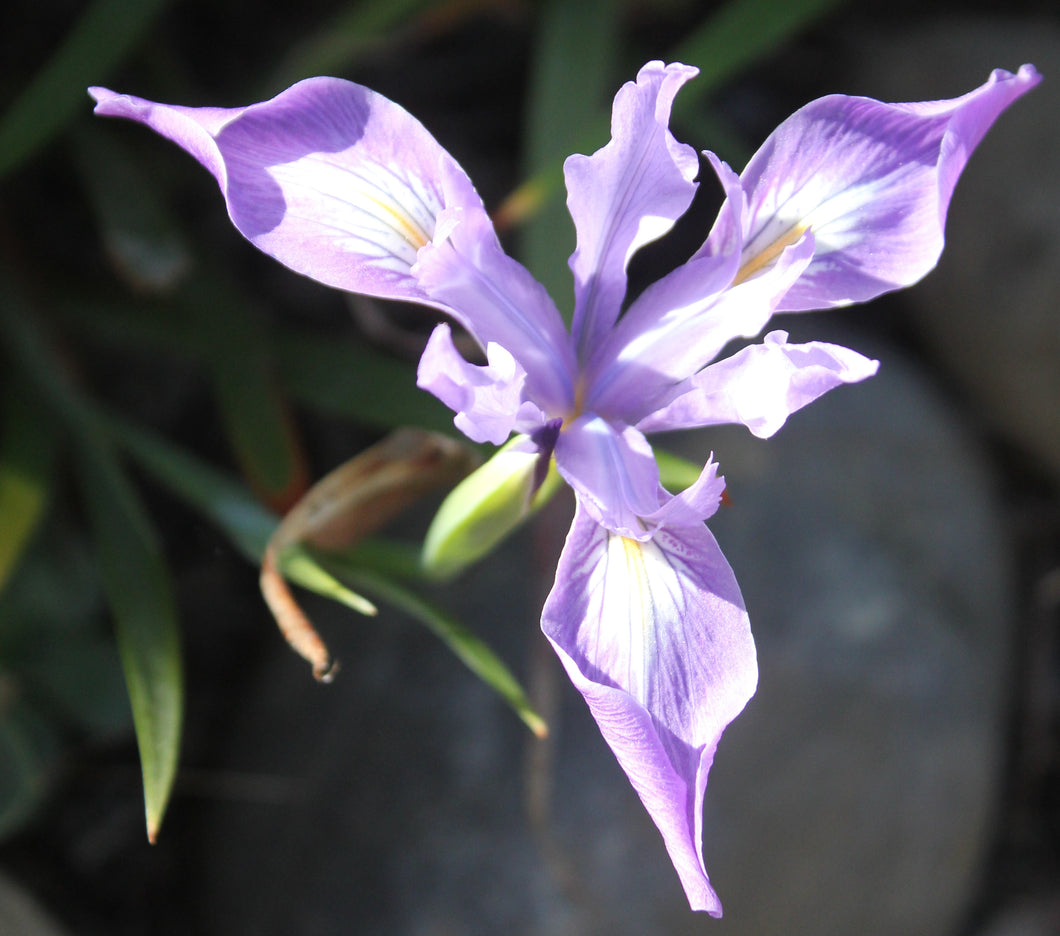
[{"x1": 90, "y1": 60, "x2": 1039, "y2": 914}]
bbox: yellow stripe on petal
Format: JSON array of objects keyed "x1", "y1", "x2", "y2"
[
  {"x1": 600, "y1": 533, "x2": 687, "y2": 708},
  {"x1": 271, "y1": 155, "x2": 439, "y2": 267},
  {"x1": 733, "y1": 222, "x2": 809, "y2": 286}
]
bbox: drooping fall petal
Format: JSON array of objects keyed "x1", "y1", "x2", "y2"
[
  {"x1": 733, "y1": 65, "x2": 1042, "y2": 312},
  {"x1": 89, "y1": 79, "x2": 483, "y2": 307},
  {"x1": 542, "y1": 505, "x2": 757, "y2": 915}
]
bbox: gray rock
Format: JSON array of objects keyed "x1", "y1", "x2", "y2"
[
  {"x1": 183, "y1": 320, "x2": 1012, "y2": 935},
  {"x1": 852, "y1": 17, "x2": 1060, "y2": 483},
  {"x1": 973, "y1": 897, "x2": 1060, "y2": 936},
  {"x1": 689, "y1": 320, "x2": 1012, "y2": 936}
]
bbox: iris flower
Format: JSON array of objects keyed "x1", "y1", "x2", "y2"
[{"x1": 90, "y1": 60, "x2": 1039, "y2": 914}]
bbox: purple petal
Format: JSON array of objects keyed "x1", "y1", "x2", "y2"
[
  {"x1": 554, "y1": 416, "x2": 661, "y2": 540},
  {"x1": 585, "y1": 155, "x2": 814, "y2": 421},
  {"x1": 565, "y1": 61, "x2": 700, "y2": 360},
  {"x1": 89, "y1": 79, "x2": 484, "y2": 308},
  {"x1": 638, "y1": 330, "x2": 879, "y2": 437},
  {"x1": 542, "y1": 505, "x2": 757, "y2": 915},
  {"x1": 734, "y1": 65, "x2": 1041, "y2": 311},
  {"x1": 413, "y1": 205, "x2": 577, "y2": 416},
  {"x1": 646, "y1": 455, "x2": 726, "y2": 529},
  {"x1": 416, "y1": 324, "x2": 547, "y2": 445}
]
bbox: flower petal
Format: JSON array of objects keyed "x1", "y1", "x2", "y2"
[
  {"x1": 89, "y1": 79, "x2": 483, "y2": 307},
  {"x1": 416, "y1": 323, "x2": 546, "y2": 445},
  {"x1": 638, "y1": 330, "x2": 879, "y2": 437},
  {"x1": 733, "y1": 65, "x2": 1041, "y2": 311},
  {"x1": 554, "y1": 416, "x2": 661, "y2": 540},
  {"x1": 413, "y1": 206, "x2": 577, "y2": 416},
  {"x1": 585, "y1": 155, "x2": 814, "y2": 422},
  {"x1": 565, "y1": 61, "x2": 700, "y2": 360},
  {"x1": 646, "y1": 455, "x2": 726, "y2": 530},
  {"x1": 541, "y1": 505, "x2": 757, "y2": 915}
]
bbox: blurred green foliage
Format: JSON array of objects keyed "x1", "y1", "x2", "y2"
[{"x1": 0, "y1": 0, "x2": 846, "y2": 840}]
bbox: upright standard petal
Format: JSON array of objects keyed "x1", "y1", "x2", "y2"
[
  {"x1": 584, "y1": 156, "x2": 815, "y2": 423},
  {"x1": 733, "y1": 65, "x2": 1041, "y2": 311},
  {"x1": 542, "y1": 506, "x2": 757, "y2": 915},
  {"x1": 90, "y1": 79, "x2": 484, "y2": 307},
  {"x1": 565, "y1": 61, "x2": 700, "y2": 360}
]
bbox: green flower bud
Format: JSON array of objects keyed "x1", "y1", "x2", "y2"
[{"x1": 423, "y1": 435, "x2": 561, "y2": 579}]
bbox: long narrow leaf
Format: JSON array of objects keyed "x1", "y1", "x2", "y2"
[
  {"x1": 75, "y1": 445, "x2": 183, "y2": 843},
  {"x1": 0, "y1": 283, "x2": 182, "y2": 841},
  {"x1": 669, "y1": 0, "x2": 851, "y2": 114},
  {"x1": 276, "y1": 329, "x2": 455, "y2": 434},
  {"x1": 109, "y1": 415, "x2": 542, "y2": 735},
  {"x1": 106, "y1": 414, "x2": 277, "y2": 563},
  {"x1": 178, "y1": 275, "x2": 308, "y2": 511},
  {"x1": 267, "y1": 0, "x2": 443, "y2": 91},
  {"x1": 323, "y1": 556, "x2": 547, "y2": 738},
  {"x1": 74, "y1": 124, "x2": 192, "y2": 293},
  {"x1": 0, "y1": 0, "x2": 170, "y2": 177},
  {"x1": 519, "y1": 0, "x2": 619, "y2": 317},
  {"x1": 498, "y1": 0, "x2": 849, "y2": 231}
]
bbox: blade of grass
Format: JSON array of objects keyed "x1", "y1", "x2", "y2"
[
  {"x1": 174, "y1": 273, "x2": 309, "y2": 512},
  {"x1": 109, "y1": 415, "x2": 535, "y2": 733},
  {"x1": 278, "y1": 545, "x2": 377, "y2": 618},
  {"x1": 74, "y1": 124, "x2": 192, "y2": 293}
]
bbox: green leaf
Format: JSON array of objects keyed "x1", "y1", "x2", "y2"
[
  {"x1": 276, "y1": 329, "x2": 455, "y2": 434},
  {"x1": 267, "y1": 0, "x2": 444, "y2": 90},
  {"x1": 669, "y1": 0, "x2": 851, "y2": 113},
  {"x1": 322, "y1": 556, "x2": 547, "y2": 738},
  {"x1": 0, "y1": 515, "x2": 130, "y2": 739},
  {"x1": 75, "y1": 444, "x2": 182, "y2": 843},
  {"x1": 278, "y1": 545, "x2": 377, "y2": 618},
  {"x1": 0, "y1": 378, "x2": 58, "y2": 594},
  {"x1": 519, "y1": 0, "x2": 620, "y2": 318},
  {"x1": 105, "y1": 414, "x2": 278, "y2": 563},
  {"x1": 0, "y1": 0, "x2": 170, "y2": 178},
  {"x1": 0, "y1": 277, "x2": 182, "y2": 841},
  {"x1": 174, "y1": 273, "x2": 307, "y2": 508},
  {"x1": 74, "y1": 124, "x2": 192, "y2": 292},
  {"x1": 108, "y1": 416, "x2": 543, "y2": 737},
  {"x1": 0, "y1": 703, "x2": 59, "y2": 840}
]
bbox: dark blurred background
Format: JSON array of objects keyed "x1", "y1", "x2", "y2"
[{"x1": 0, "y1": 1, "x2": 1057, "y2": 934}]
